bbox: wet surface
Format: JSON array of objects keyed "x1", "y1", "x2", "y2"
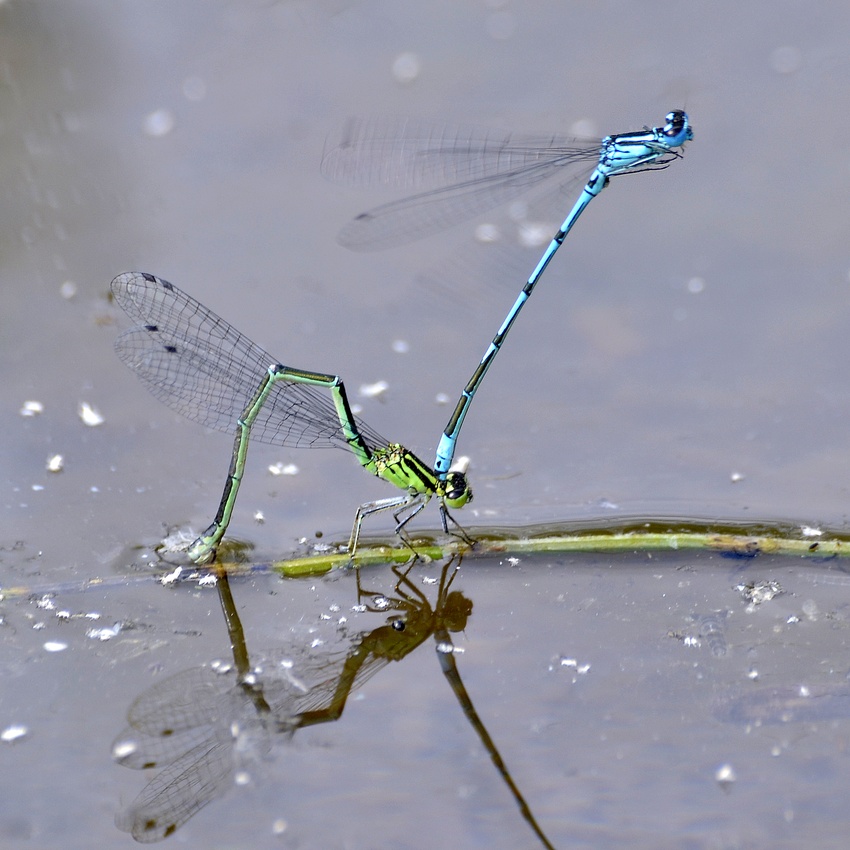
[{"x1": 4, "y1": 1, "x2": 850, "y2": 847}]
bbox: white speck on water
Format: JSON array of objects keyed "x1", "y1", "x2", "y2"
[
  {"x1": 198, "y1": 573, "x2": 217, "y2": 588},
  {"x1": 143, "y1": 108, "x2": 176, "y2": 137},
  {"x1": 31, "y1": 484, "x2": 44, "y2": 492},
  {"x1": 20, "y1": 400, "x2": 44, "y2": 417},
  {"x1": 687, "y1": 276, "x2": 705, "y2": 294},
  {"x1": 36, "y1": 595, "x2": 56, "y2": 610},
  {"x1": 715, "y1": 763, "x2": 736, "y2": 788},
  {"x1": 391, "y1": 52, "x2": 421, "y2": 83},
  {"x1": 254, "y1": 511, "x2": 265, "y2": 524},
  {"x1": 268, "y1": 462, "x2": 299, "y2": 476},
  {"x1": 160, "y1": 566, "x2": 183, "y2": 586},
  {"x1": 60, "y1": 280, "x2": 77, "y2": 299},
  {"x1": 1, "y1": 725, "x2": 28, "y2": 743},
  {"x1": 112, "y1": 740, "x2": 137, "y2": 761},
  {"x1": 86, "y1": 623, "x2": 122, "y2": 641},
  {"x1": 801, "y1": 525, "x2": 823, "y2": 537},
  {"x1": 435, "y1": 392, "x2": 450, "y2": 405},
  {"x1": 78, "y1": 402, "x2": 104, "y2": 427},
  {"x1": 474, "y1": 223, "x2": 501, "y2": 243},
  {"x1": 730, "y1": 471, "x2": 745, "y2": 483},
  {"x1": 43, "y1": 641, "x2": 68, "y2": 652},
  {"x1": 392, "y1": 339, "x2": 409, "y2": 354},
  {"x1": 559, "y1": 657, "x2": 590, "y2": 674},
  {"x1": 271, "y1": 819, "x2": 288, "y2": 836},
  {"x1": 359, "y1": 380, "x2": 389, "y2": 399},
  {"x1": 46, "y1": 454, "x2": 64, "y2": 473}
]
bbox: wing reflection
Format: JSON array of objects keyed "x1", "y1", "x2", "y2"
[{"x1": 113, "y1": 560, "x2": 554, "y2": 848}]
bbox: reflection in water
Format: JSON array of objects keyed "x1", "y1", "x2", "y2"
[
  {"x1": 694, "y1": 610, "x2": 729, "y2": 658},
  {"x1": 113, "y1": 560, "x2": 555, "y2": 848},
  {"x1": 715, "y1": 684, "x2": 850, "y2": 725}
]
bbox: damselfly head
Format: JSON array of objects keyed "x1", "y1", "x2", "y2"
[
  {"x1": 663, "y1": 110, "x2": 693, "y2": 144},
  {"x1": 443, "y1": 470, "x2": 472, "y2": 508}
]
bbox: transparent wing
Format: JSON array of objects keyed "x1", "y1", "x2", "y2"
[
  {"x1": 322, "y1": 117, "x2": 601, "y2": 251},
  {"x1": 114, "y1": 733, "x2": 233, "y2": 843},
  {"x1": 112, "y1": 272, "x2": 390, "y2": 450}
]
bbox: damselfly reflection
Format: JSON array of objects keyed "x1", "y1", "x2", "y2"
[{"x1": 113, "y1": 561, "x2": 553, "y2": 847}]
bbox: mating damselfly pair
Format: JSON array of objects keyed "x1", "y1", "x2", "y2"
[{"x1": 112, "y1": 110, "x2": 693, "y2": 564}]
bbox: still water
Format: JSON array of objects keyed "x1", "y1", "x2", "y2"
[{"x1": 3, "y1": 1, "x2": 850, "y2": 847}]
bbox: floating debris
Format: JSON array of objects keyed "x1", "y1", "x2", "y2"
[
  {"x1": 557, "y1": 657, "x2": 591, "y2": 675},
  {"x1": 43, "y1": 641, "x2": 68, "y2": 652},
  {"x1": 359, "y1": 380, "x2": 389, "y2": 399},
  {"x1": 86, "y1": 623, "x2": 122, "y2": 641},
  {"x1": 78, "y1": 402, "x2": 105, "y2": 427},
  {"x1": 730, "y1": 471, "x2": 745, "y2": 483},
  {"x1": 159, "y1": 566, "x2": 183, "y2": 586},
  {"x1": 801, "y1": 525, "x2": 823, "y2": 537},
  {"x1": 735, "y1": 579, "x2": 782, "y2": 611},
  {"x1": 715, "y1": 763, "x2": 736, "y2": 791},
  {"x1": 268, "y1": 462, "x2": 298, "y2": 476},
  {"x1": 46, "y1": 454, "x2": 64, "y2": 473},
  {"x1": 20, "y1": 400, "x2": 44, "y2": 417},
  {"x1": 1, "y1": 725, "x2": 28, "y2": 744}
]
